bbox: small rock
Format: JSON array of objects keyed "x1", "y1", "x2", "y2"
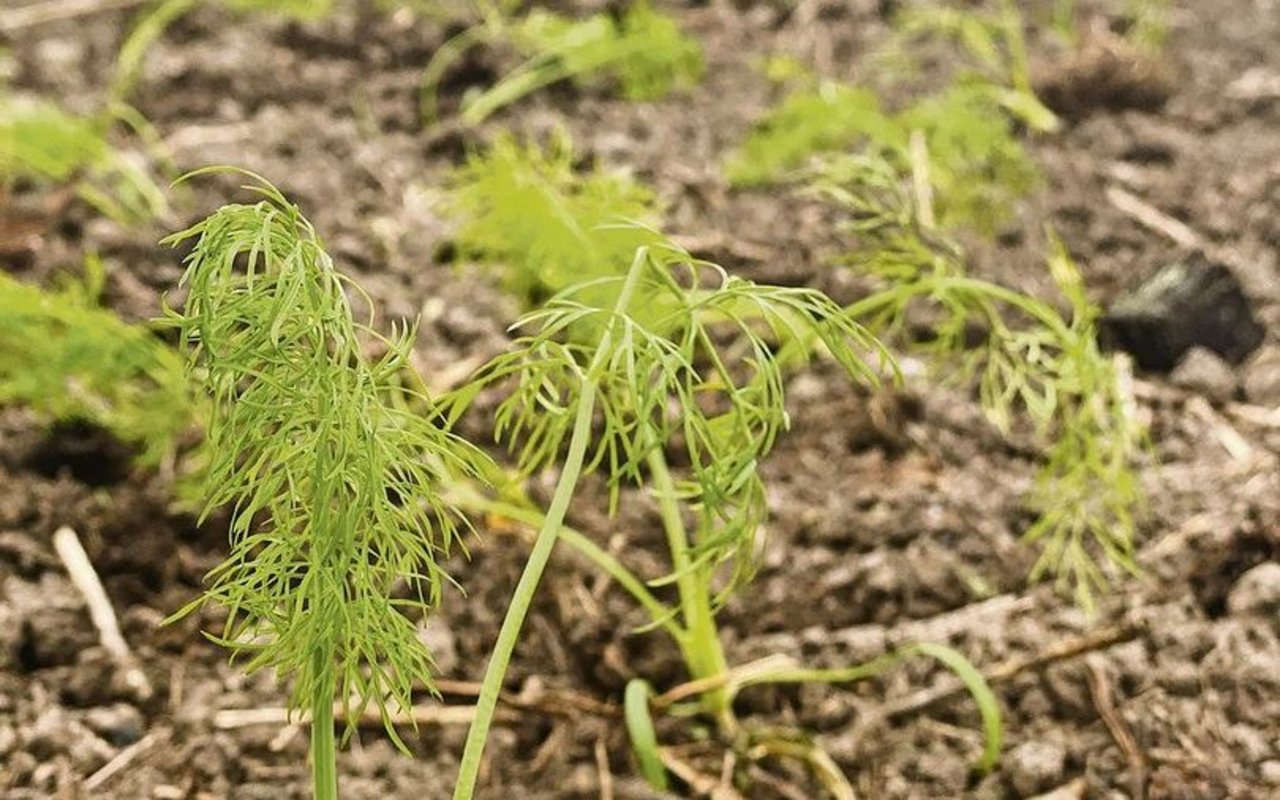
[
  {"x1": 1261, "y1": 760, "x2": 1280, "y2": 785},
  {"x1": 1243, "y1": 346, "x2": 1280, "y2": 407},
  {"x1": 1227, "y1": 562, "x2": 1280, "y2": 616},
  {"x1": 1171, "y1": 347, "x2": 1239, "y2": 403},
  {"x1": 83, "y1": 703, "x2": 145, "y2": 746},
  {"x1": 1006, "y1": 740, "x2": 1067, "y2": 797},
  {"x1": 1103, "y1": 257, "x2": 1264, "y2": 372}
]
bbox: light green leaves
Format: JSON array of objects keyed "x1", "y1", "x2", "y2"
[
  {"x1": 165, "y1": 170, "x2": 490, "y2": 743},
  {"x1": 0, "y1": 257, "x2": 192, "y2": 466},
  {"x1": 816, "y1": 156, "x2": 1145, "y2": 610},
  {"x1": 445, "y1": 131, "x2": 663, "y2": 307},
  {"x1": 451, "y1": 239, "x2": 890, "y2": 589},
  {"x1": 726, "y1": 80, "x2": 1038, "y2": 234},
  {"x1": 0, "y1": 94, "x2": 167, "y2": 223},
  {"x1": 726, "y1": 83, "x2": 896, "y2": 187},
  {"x1": 423, "y1": 1, "x2": 702, "y2": 124}
]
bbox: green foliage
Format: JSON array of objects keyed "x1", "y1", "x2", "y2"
[
  {"x1": 726, "y1": 83, "x2": 897, "y2": 187},
  {"x1": 453, "y1": 240, "x2": 886, "y2": 539},
  {"x1": 1125, "y1": 0, "x2": 1172, "y2": 52},
  {"x1": 445, "y1": 131, "x2": 663, "y2": 308},
  {"x1": 0, "y1": 257, "x2": 191, "y2": 466},
  {"x1": 898, "y1": 82, "x2": 1041, "y2": 233},
  {"x1": 422, "y1": 1, "x2": 703, "y2": 124},
  {"x1": 727, "y1": 80, "x2": 1038, "y2": 233},
  {"x1": 889, "y1": 0, "x2": 1058, "y2": 131},
  {"x1": 812, "y1": 154, "x2": 1144, "y2": 610},
  {"x1": 0, "y1": 93, "x2": 166, "y2": 222},
  {"x1": 728, "y1": 0, "x2": 1060, "y2": 232},
  {"x1": 164, "y1": 171, "x2": 491, "y2": 756},
  {"x1": 448, "y1": 241, "x2": 1001, "y2": 798}
]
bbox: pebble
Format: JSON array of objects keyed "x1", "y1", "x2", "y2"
[
  {"x1": 1227, "y1": 562, "x2": 1280, "y2": 616},
  {"x1": 1006, "y1": 740, "x2": 1067, "y2": 797},
  {"x1": 1171, "y1": 347, "x2": 1239, "y2": 403},
  {"x1": 83, "y1": 703, "x2": 145, "y2": 747},
  {"x1": 1103, "y1": 258, "x2": 1263, "y2": 372},
  {"x1": 1243, "y1": 346, "x2": 1280, "y2": 407},
  {"x1": 1261, "y1": 760, "x2": 1280, "y2": 785}
]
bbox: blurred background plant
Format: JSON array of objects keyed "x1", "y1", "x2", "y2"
[
  {"x1": 421, "y1": 0, "x2": 703, "y2": 124},
  {"x1": 810, "y1": 152, "x2": 1146, "y2": 610},
  {"x1": 444, "y1": 130, "x2": 664, "y2": 308},
  {"x1": 0, "y1": 255, "x2": 194, "y2": 468}
]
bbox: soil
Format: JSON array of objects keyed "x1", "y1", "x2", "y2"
[{"x1": 2, "y1": 1, "x2": 1278, "y2": 799}]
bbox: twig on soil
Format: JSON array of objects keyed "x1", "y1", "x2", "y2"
[
  {"x1": 83, "y1": 728, "x2": 167, "y2": 791},
  {"x1": 530, "y1": 723, "x2": 571, "y2": 774},
  {"x1": 1185, "y1": 396, "x2": 1254, "y2": 461},
  {"x1": 0, "y1": 0, "x2": 151, "y2": 33},
  {"x1": 874, "y1": 619, "x2": 1144, "y2": 724},
  {"x1": 52, "y1": 525, "x2": 154, "y2": 700},
  {"x1": 659, "y1": 748, "x2": 748, "y2": 800},
  {"x1": 434, "y1": 677, "x2": 620, "y2": 719},
  {"x1": 213, "y1": 703, "x2": 503, "y2": 730},
  {"x1": 1104, "y1": 186, "x2": 1202, "y2": 250},
  {"x1": 595, "y1": 735, "x2": 615, "y2": 800},
  {"x1": 1086, "y1": 656, "x2": 1147, "y2": 800},
  {"x1": 214, "y1": 678, "x2": 618, "y2": 733}
]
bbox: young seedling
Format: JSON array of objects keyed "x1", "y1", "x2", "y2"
[
  {"x1": 445, "y1": 238, "x2": 1002, "y2": 798},
  {"x1": 445, "y1": 130, "x2": 663, "y2": 307},
  {"x1": 0, "y1": 255, "x2": 191, "y2": 467},
  {"x1": 728, "y1": 0, "x2": 1058, "y2": 232},
  {"x1": 888, "y1": 0, "x2": 1059, "y2": 132},
  {"x1": 810, "y1": 153, "x2": 1145, "y2": 609},
  {"x1": 1, "y1": 90, "x2": 167, "y2": 223},
  {"x1": 421, "y1": 0, "x2": 703, "y2": 124},
  {"x1": 726, "y1": 78, "x2": 1039, "y2": 233},
  {"x1": 163, "y1": 170, "x2": 490, "y2": 799}
]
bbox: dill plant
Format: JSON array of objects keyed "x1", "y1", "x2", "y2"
[
  {"x1": 421, "y1": 0, "x2": 703, "y2": 124},
  {"x1": 445, "y1": 239, "x2": 1001, "y2": 798},
  {"x1": 164, "y1": 171, "x2": 489, "y2": 800},
  {"x1": 0, "y1": 91, "x2": 166, "y2": 223},
  {"x1": 727, "y1": 0, "x2": 1059, "y2": 233},
  {"x1": 726, "y1": 79, "x2": 1039, "y2": 233},
  {"x1": 445, "y1": 130, "x2": 662, "y2": 306},
  {"x1": 887, "y1": 0, "x2": 1059, "y2": 132},
  {"x1": 0, "y1": 257, "x2": 191, "y2": 466},
  {"x1": 811, "y1": 154, "x2": 1144, "y2": 609}
]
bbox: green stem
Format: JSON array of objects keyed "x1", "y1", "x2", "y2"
[
  {"x1": 452, "y1": 250, "x2": 650, "y2": 800},
  {"x1": 310, "y1": 661, "x2": 338, "y2": 800},
  {"x1": 645, "y1": 448, "x2": 734, "y2": 732}
]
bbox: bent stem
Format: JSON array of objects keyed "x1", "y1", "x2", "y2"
[
  {"x1": 646, "y1": 447, "x2": 734, "y2": 733},
  {"x1": 452, "y1": 250, "x2": 648, "y2": 800}
]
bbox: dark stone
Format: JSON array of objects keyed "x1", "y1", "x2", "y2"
[{"x1": 1102, "y1": 256, "x2": 1265, "y2": 372}]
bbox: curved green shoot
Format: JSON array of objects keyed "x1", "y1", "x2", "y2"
[
  {"x1": 730, "y1": 643, "x2": 1003, "y2": 774},
  {"x1": 447, "y1": 238, "x2": 890, "y2": 797},
  {"x1": 624, "y1": 679, "x2": 669, "y2": 791}
]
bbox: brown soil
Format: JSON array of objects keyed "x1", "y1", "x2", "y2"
[{"x1": 2, "y1": 1, "x2": 1278, "y2": 799}]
